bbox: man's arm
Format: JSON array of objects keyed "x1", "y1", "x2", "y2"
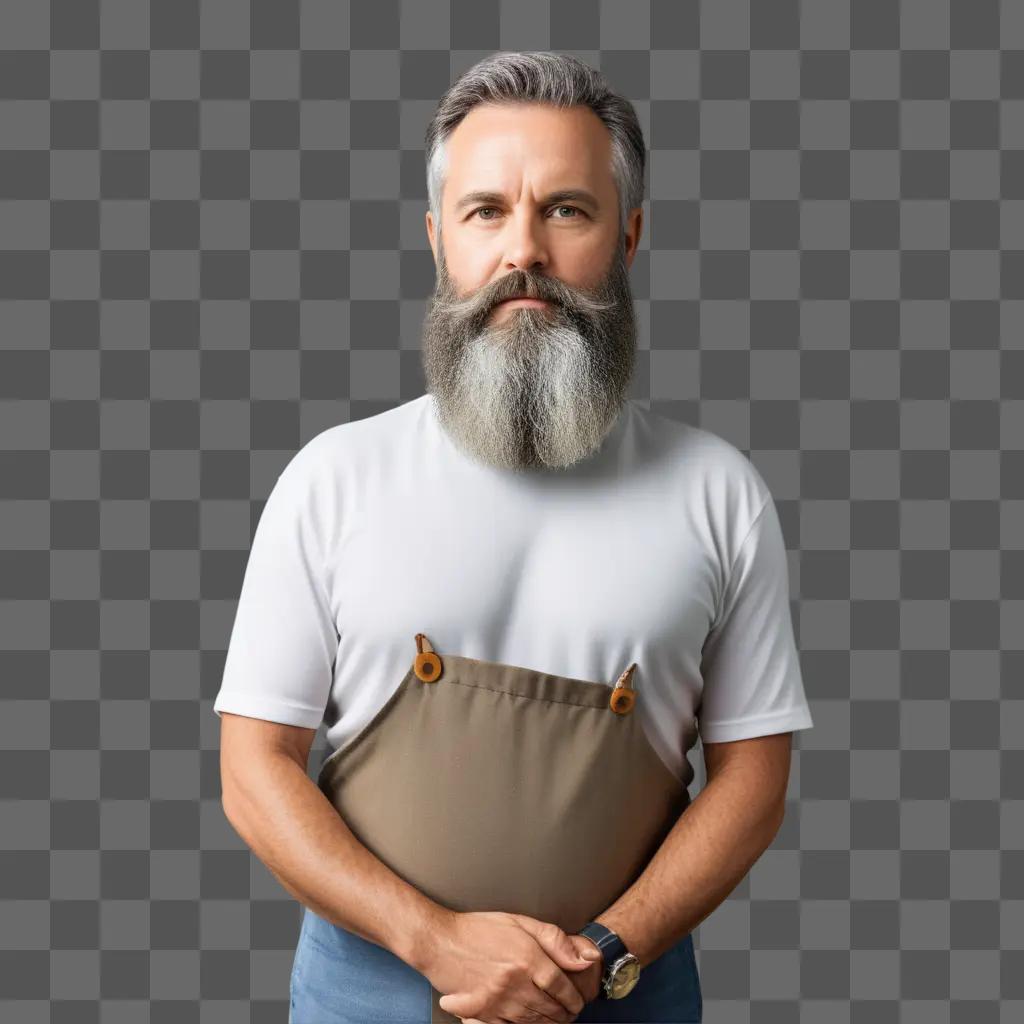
[
  {"x1": 588, "y1": 731, "x2": 793, "y2": 969},
  {"x1": 218, "y1": 712, "x2": 448, "y2": 972}
]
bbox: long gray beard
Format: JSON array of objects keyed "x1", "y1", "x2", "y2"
[{"x1": 421, "y1": 233, "x2": 638, "y2": 473}]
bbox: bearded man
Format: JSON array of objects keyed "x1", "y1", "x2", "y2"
[{"x1": 216, "y1": 50, "x2": 812, "y2": 1024}]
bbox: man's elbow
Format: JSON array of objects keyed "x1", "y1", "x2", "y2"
[
  {"x1": 762, "y1": 794, "x2": 788, "y2": 844},
  {"x1": 220, "y1": 776, "x2": 250, "y2": 836}
]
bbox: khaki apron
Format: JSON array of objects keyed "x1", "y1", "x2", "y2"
[{"x1": 316, "y1": 633, "x2": 693, "y2": 1024}]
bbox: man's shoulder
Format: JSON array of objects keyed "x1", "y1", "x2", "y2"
[
  {"x1": 628, "y1": 402, "x2": 772, "y2": 532},
  {"x1": 268, "y1": 394, "x2": 430, "y2": 503},
  {"x1": 631, "y1": 402, "x2": 766, "y2": 488},
  {"x1": 287, "y1": 394, "x2": 429, "y2": 467}
]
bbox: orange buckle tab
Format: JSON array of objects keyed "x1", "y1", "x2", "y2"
[
  {"x1": 609, "y1": 663, "x2": 637, "y2": 714},
  {"x1": 414, "y1": 632, "x2": 443, "y2": 682}
]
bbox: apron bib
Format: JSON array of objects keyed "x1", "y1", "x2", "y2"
[{"x1": 311, "y1": 633, "x2": 698, "y2": 1023}]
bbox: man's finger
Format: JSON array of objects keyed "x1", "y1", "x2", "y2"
[
  {"x1": 508, "y1": 916, "x2": 589, "y2": 1015},
  {"x1": 513, "y1": 915, "x2": 598, "y2": 970}
]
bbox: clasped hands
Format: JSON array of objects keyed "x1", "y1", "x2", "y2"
[{"x1": 429, "y1": 911, "x2": 606, "y2": 1024}]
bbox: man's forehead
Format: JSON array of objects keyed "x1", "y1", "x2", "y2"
[{"x1": 444, "y1": 103, "x2": 612, "y2": 177}]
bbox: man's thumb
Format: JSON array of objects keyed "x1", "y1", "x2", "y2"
[
  {"x1": 545, "y1": 932, "x2": 597, "y2": 971},
  {"x1": 573, "y1": 937, "x2": 602, "y2": 966},
  {"x1": 512, "y1": 915, "x2": 602, "y2": 970},
  {"x1": 566, "y1": 933, "x2": 603, "y2": 969}
]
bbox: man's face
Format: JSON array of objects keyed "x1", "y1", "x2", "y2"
[{"x1": 422, "y1": 102, "x2": 644, "y2": 473}]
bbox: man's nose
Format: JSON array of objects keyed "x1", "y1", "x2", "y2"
[{"x1": 502, "y1": 211, "x2": 550, "y2": 273}]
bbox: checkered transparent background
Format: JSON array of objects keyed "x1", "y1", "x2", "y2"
[{"x1": 2, "y1": 0, "x2": 1023, "y2": 1020}]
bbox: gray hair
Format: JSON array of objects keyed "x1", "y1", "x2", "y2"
[{"x1": 424, "y1": 51, "x2": 646, "y2": 241}]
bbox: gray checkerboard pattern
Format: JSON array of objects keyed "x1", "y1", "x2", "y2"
[{"x1": 1, "y1": 0, "x2": 1022, "y2": 1020}]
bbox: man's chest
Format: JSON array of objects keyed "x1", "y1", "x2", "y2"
[{"x1": 331, "y1": 483, "x2": 720, "y2": 665}]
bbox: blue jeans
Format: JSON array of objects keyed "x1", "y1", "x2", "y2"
[{"x1": 289, "y1": 905, "x2": 702, "y2": 1023}]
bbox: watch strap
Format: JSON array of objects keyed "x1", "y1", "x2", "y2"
[{"x1": 578, "y1": 921, "x2": 628, "y2": 991}]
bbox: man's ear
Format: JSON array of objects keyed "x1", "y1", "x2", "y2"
[
  {"x1": 623, "y1": 207, "x2": 643, "y2": 268},
  {"x1": 425, "y1": 210, "x2": 438, "y2": 265}
]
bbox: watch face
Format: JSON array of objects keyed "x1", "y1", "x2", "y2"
[{"x1": 607, "y1": 954, "x2": 641, "y2": 998}]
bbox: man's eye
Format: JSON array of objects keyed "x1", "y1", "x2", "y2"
[{"x1": 472, "y1": 205, "x2": 584, "y2": 220}]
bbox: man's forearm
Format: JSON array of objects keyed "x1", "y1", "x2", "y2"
[
  {"x1": 593, "y1": 757, "x2": 787, "y2": 969},
  {"x1": 221, "y1": 750, "x2": 450, "y2": 972}
]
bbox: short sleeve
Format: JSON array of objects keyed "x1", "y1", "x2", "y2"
[
  {"x1": 213, "y1": 453, "x2": 338, "y2": 729},
  {"x1": 696, "y1": 494, "x2": 814, "y2": 743}
]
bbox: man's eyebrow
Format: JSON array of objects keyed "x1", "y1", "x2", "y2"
[{"x1": 453, "y1": 189, "x2": 601, "y2": 213}]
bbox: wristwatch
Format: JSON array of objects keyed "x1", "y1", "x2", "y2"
[{"x1": 578, "y1": 921, "x2": 641, "y2": 999}]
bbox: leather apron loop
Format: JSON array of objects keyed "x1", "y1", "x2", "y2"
[
  {"x1": 413, "y1": 632, "x2": 443, "y2": 682},
  {"x1": 609, "y1": 662, "x2": 637, "y2": 714}
]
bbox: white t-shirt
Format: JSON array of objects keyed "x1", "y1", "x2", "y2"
[{"x1": 213, "y1": 393, "x2": 813, "y2": 789}]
